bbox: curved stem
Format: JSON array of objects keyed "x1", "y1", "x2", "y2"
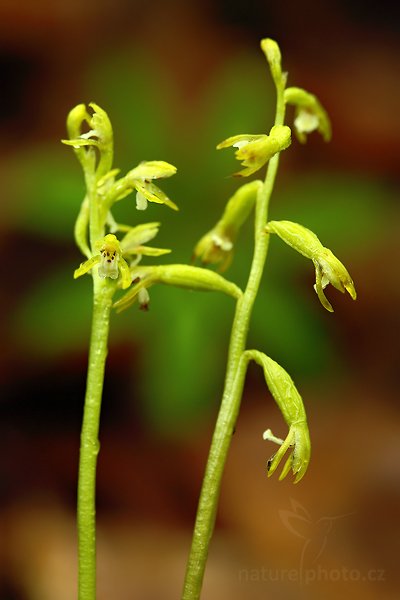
[
  {"x1": 181, "y1": 78, "x2": 286, "y2": 600},
  {"x1": 78, "y1": 279, "x2": 114, "y2": 600}
]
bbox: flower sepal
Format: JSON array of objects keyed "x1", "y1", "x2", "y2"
[{"x1": 260, "y1": 38, "x2": 284, "y2": 88}]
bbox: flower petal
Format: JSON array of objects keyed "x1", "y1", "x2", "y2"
[
  {"x1": 118, "y1": 256, "x2": 132, "y2": 289},
  {"x1": 314, "y1": 262, "x2": 334, "y2": 312},
  {"x1": 120, "y1": 222, "x2": 161, "y2": 251},
  {"x1": 132, "y1": 246, "x2": 172, "y2": 257},
  {"x1": 216, "y1": 134, "x2": 265, "y2": 150},
  {"x1": 74, "y1": 255, "x2": 101, "y2": 279}
]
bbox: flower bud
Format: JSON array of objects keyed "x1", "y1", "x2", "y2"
[
  {"x1": 62, "y1": 103, "x2": 114, "y2": 176},
  {"x1": 260, "y1": 38, "x2": 283, "y2": 87},
  {"x1": 66, "y1": 104, "x2": 90, "y2": 141}
]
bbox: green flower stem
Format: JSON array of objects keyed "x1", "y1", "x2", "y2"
[
  {"x1": 181, "y1": 77, "x2": 286, "y2": 600},
  {"x1": 78, "y1": 163, "x2": 114, "y2": 600},
  {"x1": 77, "y1": 277, "x2": 114, "y2": 600}
]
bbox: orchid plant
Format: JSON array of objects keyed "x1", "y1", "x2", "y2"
[{"x1": 63, "y1": 39, "x2": 356, "y2": 600}]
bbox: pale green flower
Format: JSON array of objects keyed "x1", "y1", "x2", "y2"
[
  {"x1": 193, "y1": 181, "x2": 262, "y2": 271},
  {"x1": 245, "y1": 350, "x2": 311, "y2": 483},
  {"x1": 266, "y1": 220, "x2": 356, "y2": 312},
  {"x1": 284, "y1": 87, "x2": 331, "y2": 143},
  {"x1": 108, "y1": 160, "x2": 178, "y2": 211},
  {"x1": 74, "y1": 234, "x2": 131, "y2": 289}
]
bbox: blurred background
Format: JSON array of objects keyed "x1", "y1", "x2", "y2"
[{"x1": 0, "y1": 0, "x2": 399, "y2": 598}]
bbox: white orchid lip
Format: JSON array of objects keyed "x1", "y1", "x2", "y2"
[
  {"x1": 136, "y1": 191, "x2": 148, "y2": 211},
  {"x1": 80, "y1": 129, "x2": 99, "y2": 140},
  {"x1": 211, "y1": 234, "x2": 233, "y2": 252},
  {"x1": 294, "y1": 110, "x2": 319, "y2": 134}
]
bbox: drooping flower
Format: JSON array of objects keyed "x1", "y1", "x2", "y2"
[
  {"x1": 244, "y1": 349, "x2": 311, "y2": 483},
  {"x1": 284, "y1": 87, "x2": 331, "y2": 144},
  {"x1": 193, "y1": 181, "x2": 262, "y2": 271},
  {"x1": 266, "y1": 220, "x2": 356, "y2": 312},
  {"x1": 217, "y1": 125, "x2": 291, "y2": 177},
  {"x1": 313, "y1": 247, "x2": 357, "y2": 312}
]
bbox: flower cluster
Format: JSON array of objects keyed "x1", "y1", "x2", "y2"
[{"x1": 63, "y1": 103, "x2": 180, "y2": 300}]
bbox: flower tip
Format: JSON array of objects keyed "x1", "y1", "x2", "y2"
[{"x1": 346, "y1": 282, "x2": 357, "y2": 301}]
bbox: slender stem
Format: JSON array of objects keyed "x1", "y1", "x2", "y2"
[
  {"x1": 77, "y1": 279, "x2": 114, "y2": 600},
  {"x1": 181, "y1": 79, "x2": 286, "y2": 600},
  {"x1": 78, "y1": 159, "x2": 113, "y2": 599}
]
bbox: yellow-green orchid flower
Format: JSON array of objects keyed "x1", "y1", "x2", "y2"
[
  {"x1": 193, "y1": 181, "x2": 262, "y2": 271},
  {"x1": 74, "y1": 234, "x2": 131, "y2": 289},
  {"x1": 107, "y1": 160, "x2": 178, "y2": 211},
  {"x1": 217, "y1": 125, "x2": 291, "y2": 177},
  {"x1": 245, "y1": 350, "x2": 311, "y2": 483},
  {"x1": 284, "y1": 87, "x2": 331, "y2": 144},
  {"x1": 266, "y1": 220, "x2": 356, "y2": 312}
]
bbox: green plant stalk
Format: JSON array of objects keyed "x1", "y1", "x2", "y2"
[
  {"x1": 181, "y1": 77, "x2": 287, "y2": 600},
  {"x1": 77, "y1": 162, "x2": 115, "y2": 600},
  {"x1": 77, "y1": 278, "x2": 114, "y2": 600}
]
